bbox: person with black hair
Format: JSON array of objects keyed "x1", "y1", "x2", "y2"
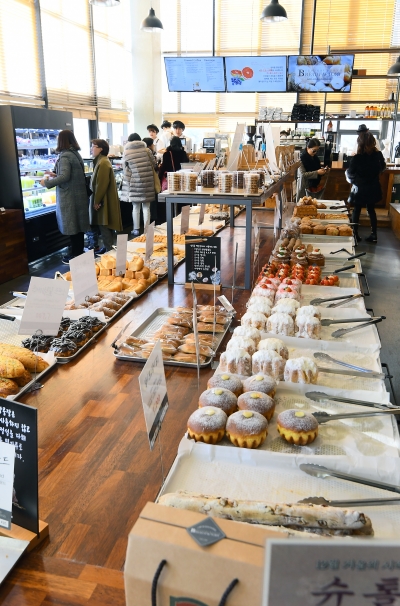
[
  {"x1": 160, "y1": 120, "x2": 173, "y2": 147},
  {"x1": 297, "y1": 138, "x2": 328, "y2": 200},
  {"x1": 128, "y1": 133, "x2": 141, "y2": 142},
  {"x1": 147, "y1": 124, "x2": 164, "y2": 156},
  {"x1": 158, "y1": 136, "x2": 189, "y2": 221},
  {"x1": 172, "y1": 120, "x2": 193, "y2": 153}
]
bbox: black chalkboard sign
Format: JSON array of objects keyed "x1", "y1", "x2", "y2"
[
  {"x1": 0, "y1": 398, "x2": 38, "y2": 534},
  {"x1": 185, "y1": 236, "x2": 221, "y2": 289}
]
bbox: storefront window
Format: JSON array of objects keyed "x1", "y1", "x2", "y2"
[{"x1": 73, "y1": 118, "x2": 90, "y2": 158}]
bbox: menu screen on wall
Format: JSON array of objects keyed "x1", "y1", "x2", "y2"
[
  {"x1": 164, "y1": 57, "x2": 226, "y2": 92},
  {"x1": 287, "y1": 55, "x2": 354, "y2": 93},
  {"x1": 225, "y1": 56, "x2": 287, "y2": 92}
]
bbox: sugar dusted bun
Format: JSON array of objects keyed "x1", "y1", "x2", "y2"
[
  {"x1": 247, "y1": 299, "x2": 272, "y2": 316},
  {"x1": 272, "y1": 298, "x2": 300, "y2": 318},
  {"x1": 257, "y1": 337, "x2": 289, "y2": 360},
  {"x1": 198, "y1": 388, "x2": 238, "y2": 416},
  {"x1": 274, "y1": 287, "x2": 300, "y2": 302},
  {"x1": 187, "y1": 406, "x2": 227, "y2": 444},
  {"x1": 219, "y1": 348, "x2": 251, "y2": 376},
  {"x1": 241, "y1": 311, "x2": 268, "y2": 331},
  {"x1": 251, "y1": 285, "x2": 275, "y2": 302},
  {"x1": 233, "y1": 326, "x2": 261, "y2": 345},
  {"x1": 252, "y1": 349, "x2": 285, "y2": 380},
  {"x1": 296, "y1": 315, "x2": 321, "y2": 340},
  {"x1": 267, "y1": 312, "x2": 294, "y2": 337},
  {"x1": 296, "y1": 305, "x2": 321, "y2": 320},
  {"x1": 207, "y1": 373, "x2": 243, "y2": 397},
  {"x1": 226, "y1": 410, "x2": 268, "y2": 448},
  {"x1": 277, "y1": 409, "x2": 318, "y2": 445},
  {"x1": 227, "y1": 336, "x2": 256, "y2": 356},
  {"x1": 242, "y1": 373, "x2": 276, "y2": 397},
  {"x1": 237, "y1": 391, "x2": 275, "y2": 421},
  {"x1": 284, "y1": 356, "x2": 318, "y2": 384}
]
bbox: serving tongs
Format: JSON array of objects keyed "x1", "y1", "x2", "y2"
[
  {"x1": 306, "y1": 391, "x2": 396, "y2": 409},
  {"x1": 329, "y1": 248, "x2": 353, "y2": 256},
  {"x1": 331, "y1": 316, "x2": 383, "y2": 338},
  {"x1": 300, "y1": 464, "x2": 400, "y2": 495},
  {"x1": 298, "y1": 495, "x2": 400, "y2": 507},
  {"x1": 320, "y1": 315, "x2": 385, "y2": 327},
  {"x1": 9, "y1": 291, "x2": 27, "y2": 299},
  {"x1": 310, "y1": 293, "x2": 364, "y2": 307},
  {"x1": 312, "y1": 408, "x2": 400, "y2": 423},
  {"x1": 313, "y1": 352, "x2": 385, "y2": 379},
  {"x1": 111, "y1": 320, "x2": 133, "y2": 349},
  {"x1": 0, "y1": 312, "x2": 15, "y2": 322}
]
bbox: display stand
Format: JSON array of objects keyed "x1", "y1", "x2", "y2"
[{"x1": 0, "y1": 520, "x2": 49, "y2": 552}]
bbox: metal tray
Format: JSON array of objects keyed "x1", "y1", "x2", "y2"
[
  {"x1": 113, "y1": 307, "x2": 232, "y2": 368},
  {"x1": 55, "y1": 322, "x2": 108, "y2": 364},
  {"x1": 301, "y1": 234, "x2": 354, "y2": 243}
]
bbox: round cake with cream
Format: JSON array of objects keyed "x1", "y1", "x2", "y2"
[
  {"x1": 277, "y1": 409, "x2": 319, "y2": 445},
  {"x1": 226, "y1": 410, "x2": 268, "y2": 448},
  {"x1": 187, "y1": 406, "x2": 227, "y2": 444},
  {"x1": 237, "y1": 391, "x2": 275, "y2": 421}
]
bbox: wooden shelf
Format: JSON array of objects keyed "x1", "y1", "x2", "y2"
[{"x1": 256, "y1": 120, "x2": 321, "y2": 124}]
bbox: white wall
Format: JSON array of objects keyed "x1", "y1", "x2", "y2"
[{"x1": 130, "y1": 0, "x2": 162, "y2": 138}]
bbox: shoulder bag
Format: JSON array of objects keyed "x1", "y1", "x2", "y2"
[
  {"x1": 161, "y1": 151, "x2": 175, "y2": 192},
  {"x1": 71, "y1": 149, "x2": 92, "y2": 198}
]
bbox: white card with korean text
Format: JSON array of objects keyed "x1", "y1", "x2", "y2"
[
  {"x1": 138, "y1": 341, "x2": 169, "y2": 450},
  {"x1": 263, "y1": 540, "x2": 400, "y2": 606},
  {"x1": 19, "y1": 277, "x2": 70, "y2": 336},
  {"x1": 198, "y1": 204, "x2": 206, "y2": 226},
  {"x1": 115, "y1": 234, "x2": 128, "y2": 277},
  {"x1": 69, "y1": 250, "x2": 98, "y2": 305},
  {"x1": 180, "y1": 205, "x2": 191, "y2": 235},
  {"x1": 0, "y1": 442, "x2": 15, "y2": 530},
  {"x1": 145, "y1": 222, "x2": 155, "y2": 262}
]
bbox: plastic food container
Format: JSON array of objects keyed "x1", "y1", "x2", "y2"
[
  {"x1": 232, "y1": 171, "x2": 245, "y2": 189},
  {"x1": 167, "y1": 172, "x2": 182, "y2": 192},
  {"x1": 201, "y1": 170, "x2": 216, "y2": 188},
  {"x1": 244, "y1": 173, "x2": 259, "y2": 195},
  {"x1": 182, "y1": 172, "x2": 198, "y2": 192}
]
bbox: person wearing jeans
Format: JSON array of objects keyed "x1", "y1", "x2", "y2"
[
  {"x1": 346, "y1": 130, "x2": 386, "y2": 243},
  {"x1": 89, "y1": 139, "x2": 122, "y2": 251}
]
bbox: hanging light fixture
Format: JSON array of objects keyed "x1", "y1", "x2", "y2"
[
  {"x1": 388, "y1": 56, "x2": 400, "y2": 76},
  {"x1": 141, "y1": 8, "x2": 163, "y2": 32},
  {"x1": 89, "y1": 0, "x2": 120, "y2": 6},
  {"x1": 260, "y1": 0, "x2": 288, "y2": 22}
]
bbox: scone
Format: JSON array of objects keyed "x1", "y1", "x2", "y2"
[{"x1": 277, "y1": 409, "x2": 319, "y2": 445}]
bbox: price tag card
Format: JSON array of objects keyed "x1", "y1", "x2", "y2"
[
  {"x1": 198, "y1": 204, "x2": 206, "y2": 226},
  {"x1": 0, "y1": 442, "x2": 15, "y2": 530},
  {"x1": 19, "y1": 277, "x2": 70, "y2": 336},
  {"x1": 69, "y1": 250, "x2": 98, "y2": 305},
  {"x1": 115, "y1": 234, "x2": 128, "y2": 277},
  {"x1": 263, "y1": 540, "x2": 400, "y2": 606},
  {"x1": 185, "y1": 236, "x2": 221, "y2": 286},
  {"x1": 138, "y1": 341, "x2": 169, "y2": 450},
  {"x1": 180, "y1": 205, "x2": 191, "y2": 235},
  {"x1": 145, "y1": 222, "x2": 155, "y2": 262},
  {"x1": 218, "y1": 295, "x2": 235, "y2": 314}
]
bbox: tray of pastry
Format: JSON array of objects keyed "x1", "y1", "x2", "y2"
[
  {"x1": 113, "y1": 307, "x2": 233, "y2": 368},
  {"x1": 64, "y1": 291, "x2": 137, "y2": 323}
]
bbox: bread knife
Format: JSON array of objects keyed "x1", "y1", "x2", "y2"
[
  {"x1": 305, "y1": 391, "x2": 396, "y2": 409},
  {"x1": 299, "y1": 464, "x2": 400, "y2": 494}
]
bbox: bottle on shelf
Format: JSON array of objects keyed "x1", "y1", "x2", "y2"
[
  {"x1": 327, "y1": 120, "x2": 333, "y2": 132},
  {"x1": 364, "y1": 105, "x2": 370, "y2": 118}
]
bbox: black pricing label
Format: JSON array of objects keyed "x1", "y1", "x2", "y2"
[
  {"x1": 185, "y1": 237, "x2": 221, "y2": 286},
  {"x1": 187, "y1": 517, "x2": 226, "y2": 547}
]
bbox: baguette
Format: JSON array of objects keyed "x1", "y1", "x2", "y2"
[
  {"x1": 158, "y1": 491, "x2": 373, "y2": 535},
  {"x1": 0, "y1": 345, "x2": 48, "y2": 372},
  {"x1": 0, "y1": 355, "x2": 25, "y2": 378}
]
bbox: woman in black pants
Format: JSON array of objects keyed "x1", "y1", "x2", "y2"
[{"x1": 347, "y1": 131, "x2": 386, "y2": 243}]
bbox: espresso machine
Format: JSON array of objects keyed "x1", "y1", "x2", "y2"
[{"x1": 246, "y1": 125, "x2": 256, "y2": 146}]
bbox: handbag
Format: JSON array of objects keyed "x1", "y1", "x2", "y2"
[
  {"x1": 152, "y1": 163, "x2": 161, "y2": 194},
  {"x1": 161, "y1": 151, "x2": 175, "y2": 192}
]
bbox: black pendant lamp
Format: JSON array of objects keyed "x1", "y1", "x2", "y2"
[
  {"x1": 89, "y1": 0, "x2": 120, "y2": 6},
  {"x1": 388, "y1": 56, "x2": 400, "y2": 76},
  {"x1": 260, "y1": 0, "x2": 288, "y2": 22},
  {"x1": 141, "y1": 8, "x2": 163, "y2": 32}
]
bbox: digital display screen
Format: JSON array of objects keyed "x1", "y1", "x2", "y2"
[
  {"x1": 287, "y1": 55, "x2": 354, "y2": 93},
  {"x1": 180, "y1": 138, "x2": 186, "y2": 146},
  {"x1": 164, "y1": 57, "x2": 226, "y2": 92},
  {"x1": 203, "y1": 138, "x2": 216, "y2": 147},
  {"x1": 225, "y1": 56, "x2": 287, "y2": 92}
]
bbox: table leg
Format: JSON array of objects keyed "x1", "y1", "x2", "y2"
[
  {"x1": 245, "y1": 201, "x2": 252, "y2": 290},
  {"x1": 230, "y1": 204, "x2": 235, "y2": 227},
  {"x1": 166, "y1": 200, "x2": 174, "y2": 285}
]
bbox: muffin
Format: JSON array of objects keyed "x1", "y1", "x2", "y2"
[
  {"x1": 198, "y1": 388, "x2": 238, "y2": 416},
  {"x1": 237, "y1": 391, "x2": 275, "y2": 421},
  {"x1": 187, "y1": 406, "x2": 227, "y2": 444}
]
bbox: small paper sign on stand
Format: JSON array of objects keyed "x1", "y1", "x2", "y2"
[
  {"x1": 198, "y1": 204, "x2": 206, "y2": 226},
  {"x1": 69, "y1": 250, "x2": 98, "y2": 305},
  {"x1": 116, "y1": 234, "x2": 128, "y2": 276},
  {"x1": 138, "y1": 341, "x2": 169, "y2": 453},
  {"x1": 263, "y1": 539, "x2": 400, "y2": 606},
  {"x1": 145, "y1": 221, "x2": 155, "y2": 262},
  {"x1": 18, "y1": 277, "x2": 70, "y2": 336},
  {"x1": 0, "y1": 442, "x2": 15, "y2": 530},
  {"x1": 180, "y1": 205, "x2": 191, "y2": 235},
  {"x1": 185, "y1": 236, "x2": 221, "y2": 291}
]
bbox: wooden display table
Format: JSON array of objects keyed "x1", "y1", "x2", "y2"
[
  {"x1": 0, "y1": 209, "x2": 28, "y2": 285},
  {"x1": 324, "y1": 167, "x2": 400, "y2": 210}
]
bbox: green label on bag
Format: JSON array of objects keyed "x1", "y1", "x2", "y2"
[{"x1": 170, "y1": 598, "x2": 209, "y2": 606}]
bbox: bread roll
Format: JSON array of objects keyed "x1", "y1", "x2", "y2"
[
  {"x1": 0, "y1": 355, "x2": 25, "y2": 378},
  {"x1": 100, "y1": 268, "x2": 112, "y2": 276},
  {"x1": 102, "y1": 255, "x2": 116, "y2": 270},
  {"x1": 129, "y1": 257, "x2": 144, "y2": 271},
  {"x1": 125, "y1": 270, "x2": 135, "y2": 280},
  {"x1": 135, "y1": 267, "x2": 150, "y2": 280}
]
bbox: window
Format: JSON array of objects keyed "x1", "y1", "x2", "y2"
[{"x1": 73, "y1": 118, "x2": 91, "y2": 158}]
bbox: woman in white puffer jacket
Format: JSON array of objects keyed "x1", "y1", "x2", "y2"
[{"x1": 121, "y1": 134, "x2": 156, "y2": 235}]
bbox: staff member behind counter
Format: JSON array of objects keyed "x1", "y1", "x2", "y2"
[
  {"x1": 172, "y1": 120, "x2": 193, "y2": 154},
  {"x1": 297, "y1": 138, "x2": 329, "y2": 200}
]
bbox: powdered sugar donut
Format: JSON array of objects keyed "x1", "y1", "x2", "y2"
[
  {"x1": 233, "y1": 326, "x2": 261, "y2": 345},
  {"x1": 252, "y1": 349, "x2": 285, "y2": 379},
  {"x1": 227, "y1": 336, "x2": 256, "y2": 356},
  {"x1": 219, "y1": 348, "x2": 252, "y2": 376},
  {"x1": 242, "y1": 373, "x2": 277, "y2": 396},
  {"x1": 241, "y1": 311, "x2": 268, "y2": 331},
  {"x1": 237, "y1": 391, "x2": 275, "y2": 420},
  {"x1": 277, "y1": 409, "x2": 318, "y2": 445},
  {"x1": 266, "y1": 312, "x2": 295, "y2": 336},
  {"x1": 187, "y1": 406, "x2": 227, "y2": 444},
  {"x1": 226, "y1": 410, "x2": 268, "y2": 448},
  {"x1": 284, "y1": 357, "x2": 318, "y2": 384},
  {"x1": 207, "y1": 373, "x2": 243, "y2": 397},
  {"x1": 296, "y1": 315, "x2": 321, "y2": 339},
  {"x1": 199, "y1": 388, "x2": 238, "y2": 416},
  {"x1": 257, "y1": 337, "x2": 289, "y2": 360}
]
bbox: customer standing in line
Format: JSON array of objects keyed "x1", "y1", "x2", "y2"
[
  {"x1": 158, "y1": 136, "x2": 189, "y2": 220},
  {"x1": 346, "y1": 130, "x2": 386, "y2": 243},
  {"x1": 89, "y1": 139, "x2": 122, "y2": 251},
  {"x1": 297, "y1": 138, "x2": 328, "y2": 200},
  {"x1": 121, "y1": 137, "x2": 156, "y2": 236},
  {"x1": 40, "y1": 130, "x2": 89, "y2": 265}
]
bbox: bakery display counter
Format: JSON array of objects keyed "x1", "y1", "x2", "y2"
[{"x1": 0, "y1": 209, "x2": 28, "y2": 285}]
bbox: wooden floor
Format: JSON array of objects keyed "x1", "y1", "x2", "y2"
[{"x1": 0, "y1": 211, "x2": 272, "y2": 604}]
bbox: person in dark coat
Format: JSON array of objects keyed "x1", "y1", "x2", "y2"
[
  {"x1": 40, "y1": 130, "x2": 89, "y2": 264},
  {"x1": 346, "y1": 131, "x2": 386, "y2": 243},
  {"x1": 158, "y1": 137, "x2": 189, "y2": 221}
]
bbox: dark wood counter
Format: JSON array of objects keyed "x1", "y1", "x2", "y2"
[
  {"x1": 0, "y1": 209, "x2": 28, "y2": 285},
  {"x1": 324, "y1": 167, "x2": 400, "y2": 209}
]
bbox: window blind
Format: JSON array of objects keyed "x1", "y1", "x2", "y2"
[
  {"x1": 0, "y1": 0, "x2": 43, "y2": 106},
  {"x1": 92, "y1": 0, "x2": 132, "y2": 123},
  {"x1": 299, "y1": 0, "x2": 398, "y2": 113},
  {"x1": 39, "y1": 0, "x2": 96, "y2": 115}
]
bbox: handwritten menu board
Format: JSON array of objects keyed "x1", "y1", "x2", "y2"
[
  {"x1": 0, "y1": 398, "x2": 38, "y2": 534},
  {"x1": 185, "y1": 236, "x2": 221, "y2": 287}
]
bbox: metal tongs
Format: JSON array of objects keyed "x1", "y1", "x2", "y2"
[
  {"x1": 111, "y1": 320, "x2": 133, "y2": 349},
  {"x1": 300, "y1": 464, "x2": 400, "y2": 495},
  {"x1": 321, "y1": 315, "x2": 385, "y2": 326},
  {"x1": 310, "y1": 293, "x2": 364, "y2": 308},
  {"x1": 298, "y1": 495, "x2": 400, "y2": 507},
  {"x1": 10, "y1": 291, "x2": 27, "y2": 299},
  {"x1": 306, "y1": 391, "x2": 396, "y2": 409},
  {"x1": 313, "y1": 352, "x2": 385, "y2": 379},
  {"x1": 329, "y1": 248, "x2": 353, "y2": 256},
  {"x1": 331, "y1": 316, "x2": 383, "y2": 337},
  {"x1": 320, "y1": 264, "x2": 355, "y2": 276},
  {"x1": 0, "y1": 312, "x2": 15, "y2": 322},
  {"x1": 312, "y1": 408, "x2": 400, "y2": 424}
]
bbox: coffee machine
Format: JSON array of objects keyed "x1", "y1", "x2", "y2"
[{"x1": 246, "y1": 125, "x2": 256, "y2": 147}]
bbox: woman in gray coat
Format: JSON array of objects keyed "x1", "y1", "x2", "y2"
[
  {"x1": 121, "y1": 136, "x2": 156, "y2": 236},
  {"x1": 40, "y1": 130, "x2": 89, "y2": 264}
]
